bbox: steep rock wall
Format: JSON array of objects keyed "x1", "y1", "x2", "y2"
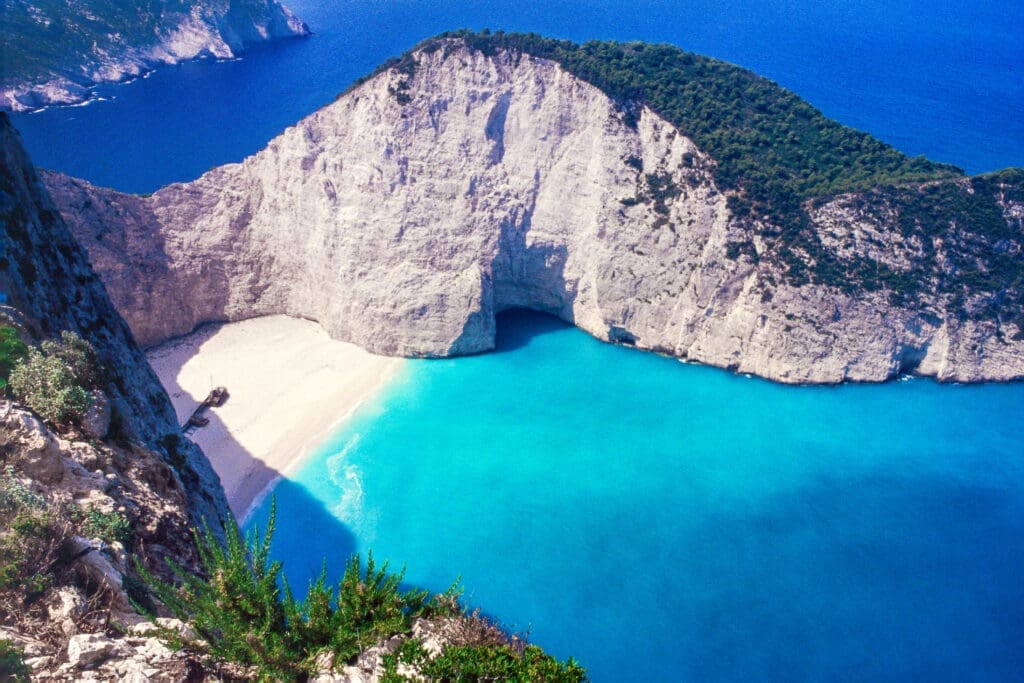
[
  {"x1": 0, "y1": 113, "x2": 230, "y2": 532},
  {"x1": 45, "y1": 43, "x2": 1024, "y2": 383}
]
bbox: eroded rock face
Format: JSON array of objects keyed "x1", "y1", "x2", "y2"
[
  {"x1": 0, "y1": 403, "x2": 208, "y2": 679},
  {"x1": 44, "y1": 41, "x2": 1024, "y2": 383},
  {"x1": 0, "y1": 115, "x2": 230, "y2": 533}
]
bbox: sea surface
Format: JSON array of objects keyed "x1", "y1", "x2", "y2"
[
  {"x1": 252, "y1": 311, "x2": 1024, "y2": 681},
  {"x1": 10, "y1": 0, "x2": 1023, "y2": 192},
  {"x1": 10, "y1": 0, "x2": 1024, "y2": 680}
]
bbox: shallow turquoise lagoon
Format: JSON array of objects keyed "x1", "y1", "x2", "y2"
[{"x1": 248, "y1": 311, "x2": 1024, "y2": 681}]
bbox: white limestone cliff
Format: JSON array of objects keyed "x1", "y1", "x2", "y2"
[{"x1": 45, "y1": 42, "x2": 1024, "y2": 384}]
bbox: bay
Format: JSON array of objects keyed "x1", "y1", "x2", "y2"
[{"x1": 8, "y1": 1, "x2": 1024, "y2": 679}]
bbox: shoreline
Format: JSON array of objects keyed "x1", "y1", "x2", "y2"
[
  {"x1": 239, "y1": 357, "x2": 402, "y2": 523},
  {"x1": 146, "y1": 315, "x2": 402, "y2": 519}
]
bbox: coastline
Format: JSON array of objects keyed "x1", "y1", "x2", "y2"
[{"x1": 146, "y1": 315, "x2": 402, "y2": 520}]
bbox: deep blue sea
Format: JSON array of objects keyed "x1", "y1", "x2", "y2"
[{"x1": 10, "y1": 1, "x2": 1024, "y2": 680}]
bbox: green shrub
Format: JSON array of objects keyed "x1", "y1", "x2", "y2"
[
  {"x1": 141, "y1": 500, "x2": 582, "y2": 680},
  {"x1": 0, "y1": 467, "x2": 45, "y2": 513},
  {"x1": 0, "y1": 468, "x2": 66, "y2": 600},
  {"x1": 142, "y1": 501, "x2": 434, "y2": 677},
  {"x1": 0, "y1": 638, "x2": 31, "y2": 683},
  {"x1": 44, "y1": 331, "x2": 100, "y2": 388},
  {"x1": 141, "y1": 501, "x2": 300, "y2": 680},
  {"x1": 0, "y1": 325, "x2": 27, "y2": 394},
  {"x1": 81, "y1": 508, "x2": 133, "y2": 549},
  {"x1": 8, "y1": 331, "x2": 98, "y2": 425},
  {"x1": 382, "y1": 639, "x2": 587, "y2": 682}
]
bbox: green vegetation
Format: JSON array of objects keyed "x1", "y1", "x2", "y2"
[
  {"x1": 79, "y1": 507, "x2": 133, "y2": 549},
  {"x1": 0, "y1": 0, "x2": 301, "y2": 89},
  {"x1": 382, "y1": 638, "x2": 586, "y2": 682},
  {"x1": 392, "y1": 31, "x2": 960, "y2": 222},
  {"x1": 0, "y1": 467, "x2": 65, "y2": 602},
  {"x1": 142, "y1": 501, "x2": 585, "y2": 681},
  {"x1": 354, "y1": 30, "x2": 1023, "y2": 310},
  {"x1": 840, "y1": 169, "x2": 1024, "y2": 319},
  {"x1": 0, "y1": 0, "x2": 169, "y2": 84},
  {"x1": 0, "y1": 325, "x2": 27, "y2": 394},
  {"x1": 8, "y1": 331, "x2": 98, "y2": 425},
  {"x1": 0, "y1": 638, "x2": 31, "y2": 683}
]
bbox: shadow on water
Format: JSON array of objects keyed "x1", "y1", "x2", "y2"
[
  {"x1": 493, "y1": 308, "x2": 571, "y2": 353},
  {"x1": 244, "y1": 478, "x2": 359, "y2": 590},
  {"x1": 149, "y1": 329, "x2": 406, "y2": 593},
  {"x1": 150, "y1": 331, "x2": 358, "y2": 577}
]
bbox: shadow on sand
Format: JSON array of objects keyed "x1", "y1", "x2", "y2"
[{"x1": 152, "y1": 335, "x2": 358, "y2": 588}]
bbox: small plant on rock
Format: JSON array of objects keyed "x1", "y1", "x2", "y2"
[
  {"x1": 0, "y1": 324, "x2": 27, "y2": 394},
  {"x1": 0, "y1": 638, "x2": 31, "y2": 683}
]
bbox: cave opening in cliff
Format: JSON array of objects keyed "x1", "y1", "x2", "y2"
[{"x1": 493, "y1": 308, "x2": 570, "y2": 353}]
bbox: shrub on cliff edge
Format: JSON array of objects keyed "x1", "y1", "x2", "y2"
[
  {"x1": 8, "y1": 331, "x2": 98, "y2": 425},
  {"x1": 141, "y1": 500, "x2": 586, "y2": 680},
  {"x1": 0, "y1": 324, "x2": 27, "y2": 394}
]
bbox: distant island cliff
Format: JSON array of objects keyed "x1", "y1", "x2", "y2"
[
  {"x1": 44, "y1": 32, "x2": 1024, "y2": 384},
  {"x1": 0, "y1": 0, "x2": 309, "y2": 112}
]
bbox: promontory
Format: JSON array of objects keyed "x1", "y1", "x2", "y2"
[{"x1": 44, "y1": 31, "x2": 1024, "y2": 384}]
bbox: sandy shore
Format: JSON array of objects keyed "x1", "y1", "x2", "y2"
[{"x1": 146, "y1": 315, "x2": 402, "y2": 520}]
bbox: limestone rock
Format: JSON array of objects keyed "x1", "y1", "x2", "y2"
[
  {"x1": 43, "y1": 40, "x2": 1024, "y2": 384},
  {"x1": 1, "y1": 409, "x2": 64, "y2": 483},
  {"x1": 66, "y1": 633, "x2": 116, "y2": 668},
  {"x1": 0, "y1": 113, "x2": 231, "y2": 537},
  {"x1": 66, "y1": 536, "x2": 134, "y2": 614},
  {"x1": 79, "y1": 390, "x2": 111, "y2": 439},
  {"x1": 45, "y1": 587, "x2": 87, "y2": 637}
]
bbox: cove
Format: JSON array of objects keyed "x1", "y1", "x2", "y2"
[{"x1": 247, "y1": 310, "x2": 1024, "y2": 681}]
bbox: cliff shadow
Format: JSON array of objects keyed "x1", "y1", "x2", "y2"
[
  {"x1": 493, "y1": 308, "x2": 572, "y2": 353},
  {"x1": 147, "y1": 326, "x2": 360, "y2": 585},
  {"x1": 243, "y1": 477, "x2": 359, "y2": 591},
  {"x1": 148, "y1": 328, "x2": 283, "y2": 522}
]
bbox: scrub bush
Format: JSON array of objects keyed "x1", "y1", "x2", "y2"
[{"x1": 8, "y1": 332, "x2": 98, "y2": 425}]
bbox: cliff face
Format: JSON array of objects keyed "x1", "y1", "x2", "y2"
[
  {"x1": 0, "y1": 112, "x2": 230, "y2": 532},
  {"x1": 45, "y1": 41, "x2": 1024, "y2": 384},
  {"x1": 0, "y1": 0, "x2": 309, "y2": 112}
]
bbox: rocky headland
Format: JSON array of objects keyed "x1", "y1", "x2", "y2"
[
  {"x1": 0, "y1": 0, "x2": 308, "y2": 112},
  {"x1": 44, "y1": 34, "x2": 1024, "y2": 384}
]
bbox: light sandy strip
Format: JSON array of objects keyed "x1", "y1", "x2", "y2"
[{"x1": 146, "y1": 315, "x2": 402, "y2": 521}]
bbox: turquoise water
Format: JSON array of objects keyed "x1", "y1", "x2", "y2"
[
  {"x1": 10, "y1": 0, "x2": 1024, "y2": 678},
  {"x1": 249, "y1": 311, "x2": 1024, "y2": 681}
]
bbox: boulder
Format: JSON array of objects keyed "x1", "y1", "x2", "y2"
[
  {"x1": 66, "y1": 633, "x2": 116, "y2": 668},
  {"x1": 45, "y1": 587, "x2": 87, "y2": 636},
  {"x1": 79, "y1": 391, "x2": 111, "y2": 439},
  {"x1": 4, "y1": 410, "x2": 64, "y2": 483}
]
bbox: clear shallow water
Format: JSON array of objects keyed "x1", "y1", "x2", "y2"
[
  {"x1": 10, "y1": 0, "x2": 1024, "y2": 193},
  {"x1": 10, "y1": 1, "x2": 1024, "y2": 679},
  {"x1": 249, "y1": 311, "x2": 1024, "y2": 682}
]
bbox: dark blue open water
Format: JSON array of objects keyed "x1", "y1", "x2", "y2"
[{"x1": 10, "y1": 1, "x2": 1024, "y2": 680}]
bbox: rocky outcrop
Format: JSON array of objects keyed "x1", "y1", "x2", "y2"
[
  {"x1": 0, "y1": 403, "x2": 208, "y2": 680},
  {"x1": 0, "y1": 0, "x2": 308, "y2": 112},
  {"x1": 0, "y1": 113, "x2": 230, "y2": 532},
  {"x1": 44, "y1": 40, "x2": 1024, "y2": 383}
]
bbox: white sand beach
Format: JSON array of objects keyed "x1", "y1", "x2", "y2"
[{"x1": 146, "y1": 315, "x2": 402, "y2": 520}]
